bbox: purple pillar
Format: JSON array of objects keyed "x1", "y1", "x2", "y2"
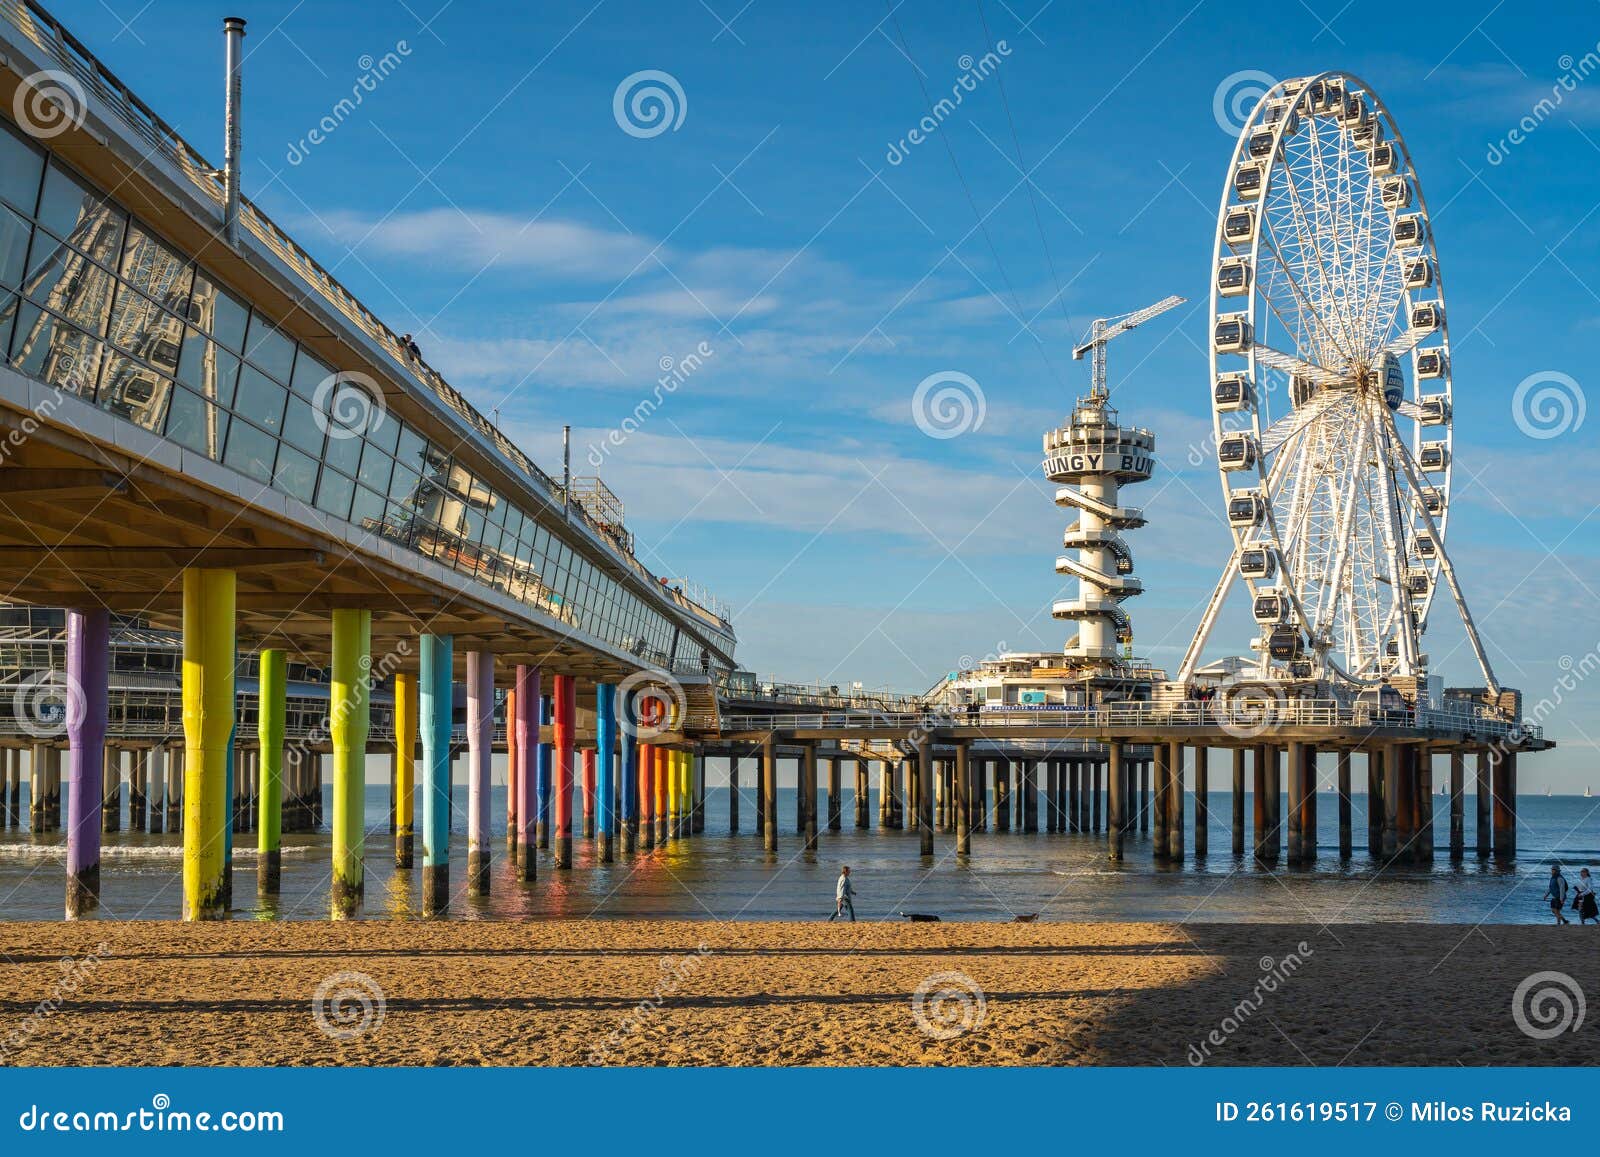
[{"x1": 66, "y1": 608, "x2": 109, "y2": 918}]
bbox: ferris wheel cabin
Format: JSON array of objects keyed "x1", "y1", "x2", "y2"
[
  {"x1": 1218, "y1": 433, "x2": 1258, "y2": 470},
  {"x1": 1239, "y1": 547, "x2": 1277, "y2": 580},
  {"x1": 1213, "y1": 372, "x2": 1254, "y2": 411},
  {"x1": 1216, "y1": 258, "x2": 1251, "y2": 297},
  {"x1": 1227, "y1": 490, "x2": 1265, "y2": 527},
  {"x1": 1213, "y1": 314, "x2": 1253, "y2": 353}
]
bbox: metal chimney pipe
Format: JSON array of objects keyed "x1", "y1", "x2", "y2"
[{"x1": 223, "y1": 17, "x2": 246, "y2": 247}]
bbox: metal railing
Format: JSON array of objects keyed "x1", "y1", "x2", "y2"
[
  {"x1": 0, "y1": 0, "x2": 733, "y2": 639},
  {"x1": 714, "y1": 700, "x2": 1541, "y2": 742}
]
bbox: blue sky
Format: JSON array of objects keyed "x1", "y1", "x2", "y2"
[{"x1": 62, "y1": 0, "x2": 1599, "y2": 785}]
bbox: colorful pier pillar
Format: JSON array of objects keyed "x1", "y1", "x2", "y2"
[
  {"x1": 256, "y1": 648, "x2": 286, "y2": 894},
  {"x1": 581, "y1": 748, "x2": 596, "y2": 839},
  {"x1": 466, "y1": 650, "x2": 493, "y2": 895},
  {"x1": 504, "y1": 687, "x2": 518, "y2": 852},
  {"x1": 181, "y1": 568, "x2": 235, "y2": 921},
  {"x1": 619, "y1": 707, "x2": 637, "y2": 855},
  {"x1": 654, "y1": 745, "x2": 669, "y2": 844},
  {"x1": 665, "y1": 748, "x2": 679, "y2": 842},
  {"x1": 65, "y1": 608, "x2": 108, "y2": 918},
  {"x1": 638, "y1": 742, "x2": 655, "y2": 852},
  {"x1": 514, "y1": 666, "x2": 538, "y2": 879},
  {"x1": 536, "y1": 695, "x2": 553, "y2": 849},
  {"x1": 394, "y1": 670, "x2": 417, "y2": 869},
  {"x1": 552, "y1": 674, "x2": 575, "y2": 868},
  {"x1": 420, "y1": 633, "x2": 454, "y2": 915},
  {"x1": 596, "y1": 683, "x2": 616, "y2": 862},
  {"x1": 330, "y1": 610, "x2": 371, "y2": 919}
]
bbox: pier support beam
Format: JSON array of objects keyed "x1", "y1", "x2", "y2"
[
  {"x1": 1255, "y1": 744, "x2": 1280, "y2": 864},
  {"x1": 1232, "y1": 749, "x2": 1245, "y2": 855},
  {"x1": 761, "y1": 735, "x2": 777, "y2": 853},
  {"x1": 1193, "y1": 746, "x2": 1209, "y2": 859},
  {"x1": 1491, "y1": 747, "x2": 1515, "y2": 860},
  {"x1": 1107, "y1": 742, "x2": 1125, "y2": 863},
  {"x1": 995, "y1": 762, "x2": 1011, "y2": 832},
  {"x1": 638, "y1": 744, "x2": 655, "y2": 852},
  {"x1": 1367, "y1": 748, "x2": 1383, "y2": 857},
  {"x1": 1448, "y1": 751, "x2": 1464, "y2": 861},
  {"x1": 536, "y1": 695, "x2": 553, "y2": 849},
  {"x1": 1286, "y1": 741, "x2": 1305, "y2": 865},
  {"x1": 1164, "y1": 742, "x2": 1183, "y2": 861},
  {"x1": 1152, "y1": 743, "x2": 1170, "y2": 857},
  {"x1": 1419, "y1": 750, "x2": 1434, "y2": 863},
  {"x1": 1337, "y1": 750, "x2": 1352, "y2": 859},
  {"x1": 855, "y1": 759, "x2": 869, "y2": 829},
  {"x1": 181, "y1": 568, "x2": 235, "y2": 921},
  {"x1": 802, "y1": 743, "x2": 818, "y2": 852},
  {"x1": 65, "y1": 608, "x2": 108, "y2": 918},
  {"x1": 728, "y1": 752, "x2": 740, "y2": 834},
  {"x1": 596, "y1": 684, "x2": 615, "y2": 863},
  {"x1": 917, "y1": 737, "x2": 934, "y2": 857},
  {"x1": 1474, "y1": 750, "x2": 1490, "y2": 857},
  {"x1": 1139, "y1": 761, "x2": 1149, "y2": 833},
  {"x1": 553, "y1": 674, "x2": 575, "y2": 867},
  {"x1": 421, "y1": 633, "x2": 453, "y2": 915},
  {"x1": 516, "y1": 667, "x2": 539, "y2": 876},
  {"x1": 256, "y1": 648, "x2": 285, "y2": 895},
  {"x1": 101, "y1": 746, "x2": 120, "y2": 833},
  {"x1": 148, "y1": 747, "x2": 165, "y2": 835},
  {"x1": 330, "y1": 609, "x2": 371, "y2": 919},
  {"x1": 394, "y1": 671, "x2": 416, "y2": 869},
  {"x1": 1023, "y1": 759, "x2": 1039, "y2": 833},
  {"x1": 955, "y1": 741, "x2": 971, "y2": 856},
  {"x1": 465, "y1": 651, "x2": 494, "y2": 894},
  {"x1": 1382, "y1": 741, "x2": 1400, "y2": 860}
]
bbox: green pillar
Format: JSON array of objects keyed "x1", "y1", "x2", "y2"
[
  {"x1": 330, "y1": 610, "x2": 372, "y2": 919},
  {"x1": 257, "y1": 648, "x2": 286, "y2": 894}
]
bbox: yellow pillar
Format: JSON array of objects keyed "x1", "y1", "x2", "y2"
[
  {"x1": 181, "y1": 568, "x2": 235, "y2": 921},
  {"x1": 330, "y1": 609, "x2": 372, "y2": 919},
  {"x1": 394, "y1": 670, "x2": 416, "y2": 868}
]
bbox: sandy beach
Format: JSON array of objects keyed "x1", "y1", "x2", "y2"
[{"x1": 0, "y1": 920, "x2": 1592, "y2": 1066}]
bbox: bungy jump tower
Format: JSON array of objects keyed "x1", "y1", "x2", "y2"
[{"x1": 940, "y1": 299, "x2": 1181, "y2": 711}]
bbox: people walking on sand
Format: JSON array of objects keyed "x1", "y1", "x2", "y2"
[
  {"x1": 1574, "y1": 868, "x2": 1598, "y2": 924},
  {"x1": 1545, "y1": 864, "x2": 1571, "y2": 925},
  {"x1": 829, "y1": 866, "x2": 855, "y2": 922}
]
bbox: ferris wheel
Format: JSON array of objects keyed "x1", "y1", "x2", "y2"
[{"x1": 1179, "y1": 72, "x2": 1499, "y2": 693}]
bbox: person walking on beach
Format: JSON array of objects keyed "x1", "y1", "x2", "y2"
[
  {"x1": 1545, "y1": 864, "x2": 1571, "y2": 925},
  {"x1": 830, "y1": 866, "x2": 855, "y2": 923},
  {"x1": 1574, "y1": 869, "x2": 1598, "y2": 924}
]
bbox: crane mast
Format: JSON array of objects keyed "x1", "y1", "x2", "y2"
[{"x1": 1072, "y1": 294, "x2": 1186, "y2": 398}]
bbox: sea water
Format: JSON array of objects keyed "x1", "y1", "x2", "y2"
[{"x1": 0, "y1": 789, "x2": 1595, "y2": 923}]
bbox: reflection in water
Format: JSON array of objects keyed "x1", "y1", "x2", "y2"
[{"x1": 1, "y1": 790, "x2": 1595, "y2": 924}]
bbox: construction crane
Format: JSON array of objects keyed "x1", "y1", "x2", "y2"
[{"x1": 1071, "y1": 294, "x2": 1186, "y2": 399}]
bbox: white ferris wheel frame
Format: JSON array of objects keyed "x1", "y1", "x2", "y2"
[{"x1": 1178, "y1": 71, "x2": 1500, "y2": 695}]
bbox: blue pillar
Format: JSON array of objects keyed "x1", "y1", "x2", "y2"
[
  {"x1": 619, "y1": 687, "x2": 638, "y2": 855},
  {"x1": 421, "y1": 633, "x2": 454, "y2": 916},
  {"x1": 536, "y1": 695, "x2": 552, "y2": 849},
  {"x1": 596, "y1": 683, "x2": 616, "y2": 863}
]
